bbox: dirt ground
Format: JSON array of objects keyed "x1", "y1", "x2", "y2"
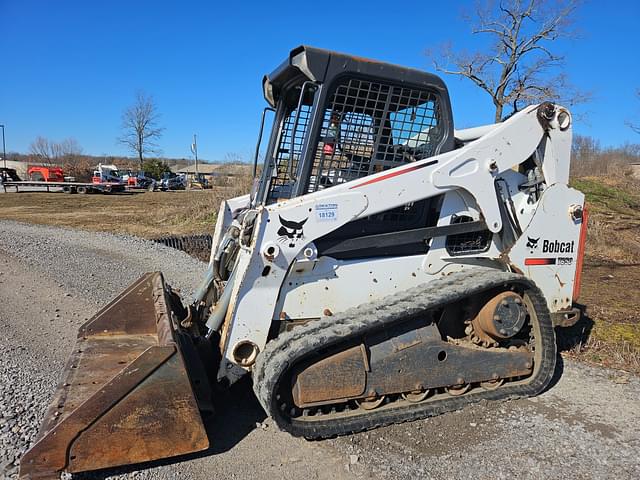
[{"x1": 561, "y1": 263, "x2": 640, "y2": 373}]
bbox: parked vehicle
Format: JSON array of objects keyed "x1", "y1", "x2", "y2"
[
  {"x1": 119, "y1": 169, "x2": 134, "y2": 183},
  {"x1": 188, "y1": 172, "x2": 211, "y2": 189},
  {"x1": 92, "y1": 164, "x2": 123, "y2": 184},
  {"x1": 0, "y1": 167, "x2": 21, "y2": 182},
  {"x1": 2, "y1": 163, "x2": 124, "y2": 194},
  {"x1": 159, "y1": 172, "x2": 186, "y2": 190},
  {"x1": 127, "y1": 171, "x2": 157, "y2": 191}
]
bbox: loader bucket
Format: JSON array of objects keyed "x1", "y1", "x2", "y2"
[{"x1": 19, "y1": 272, "x2": 210, "y2": 479}]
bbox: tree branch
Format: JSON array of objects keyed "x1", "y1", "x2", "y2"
[
  {"x1": 428, "y1": 0, "x2": 586, "y2": 121},
  {"x1": 117, "y1": 91, "x2": 164, "y2": 164}
]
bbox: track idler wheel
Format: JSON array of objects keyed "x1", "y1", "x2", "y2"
[{"x1": 471, "y1": 291, "x2": 528, "y2": 346}]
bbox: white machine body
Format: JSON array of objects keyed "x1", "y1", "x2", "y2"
[{"x1": 206, "y1": 104, "x2": 585, "y2": 383}]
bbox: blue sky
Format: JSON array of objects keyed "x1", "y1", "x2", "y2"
[{"x1": 2, "y1": 0, "x2": 639, "y2": 162}]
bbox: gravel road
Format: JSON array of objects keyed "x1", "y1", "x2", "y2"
[{"x1": 1, "y1": 220, "x2": 638, "y2": 479}]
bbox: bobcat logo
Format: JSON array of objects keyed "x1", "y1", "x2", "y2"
[
  {"x1": 277, "y1": 215, "x2": 308, "y2": 248},
  {"x1": 526, "y1": 236, "x2": 540, "y2": 250}
]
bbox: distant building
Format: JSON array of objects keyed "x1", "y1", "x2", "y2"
[{"x1": 171, "y1": 164, "x2": 228, "y2": 176}]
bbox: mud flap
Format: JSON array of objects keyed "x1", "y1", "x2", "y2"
[{"x1": 19, "y1": 272, "x2": 210, "y2": 479}]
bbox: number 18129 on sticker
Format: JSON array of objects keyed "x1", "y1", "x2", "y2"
[{"x1": 315, "y1": 203, "x2": 338, "y2": 222}]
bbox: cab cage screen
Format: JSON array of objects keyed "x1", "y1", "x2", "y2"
[
  {"x1": 268, "y1": 102, "x2": 313, "y2": 199},
  {"x1": 306, "y1": 77, "x2": 443, "y2": 194}
]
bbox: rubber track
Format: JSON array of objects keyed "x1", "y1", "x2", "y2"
[{"x1": 253, "y1": 268, "x2": 556, "y2": 439}]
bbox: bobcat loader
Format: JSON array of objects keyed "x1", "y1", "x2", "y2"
[{"x1": 20, "y1": 46, "x2": 587, "y2": 478}]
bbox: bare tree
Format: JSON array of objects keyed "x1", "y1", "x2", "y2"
[
  {"x1": 571, "y1": 134, "x2": 640, "y2": 177},
  {"x1": 626, "y1": 89, "x2": 640, "y2": 134},
  {"x1": 59, "y1": 138, "x2": 83, "y2": 158},
  {"x1": 29, "y1": 136, "x2": 83, "y2": 165},
  {"x1": 118, "y1": 91, "x2": 164, "y2": 167},
  {"x1": 430, "y1": 0, "x2": 587, "y2": 122},
  {"x1": 57, "y1": 138, "x2": 86, "y2": 178},
  {"x1": 29, "y1": 136, "x2": 54, "y2": 163}
]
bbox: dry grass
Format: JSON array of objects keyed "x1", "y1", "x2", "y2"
[
  {"x1": 561, "y1": 175, "x2": 640, "y2": 373},
  {"x1": 568, "y1": 177, "x2": 640, "y2": 263},
  {"x1": 0, "y1": 190, "x2": 221, "y2": 238},
  {"x1": 0, "y1": 172, "x2": 253, "y2": 239},
  {"x1": 560, "y1": 327, "x2": 640, "y2": 375}
]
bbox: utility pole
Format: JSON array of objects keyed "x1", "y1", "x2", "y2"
[
  {"x1": 190, "y1": 134, "x2": 198, "y2": 177},
  {"x1": 0, "y1": 125, "x2": 6, "y2": 169}
]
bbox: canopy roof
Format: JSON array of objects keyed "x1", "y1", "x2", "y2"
[{"x1": 262, "y1": 45, "x2": 449, "y2": 107}]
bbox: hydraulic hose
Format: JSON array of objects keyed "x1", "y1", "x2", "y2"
[
  {"x1": 205, "y1": 268, "x2": 237, "y2": 335},
  {"x1": 193, "y1": 264, "x2": 216, "y2": 306}
]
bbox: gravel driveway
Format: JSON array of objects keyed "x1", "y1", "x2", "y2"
[{"x1": 1, "y1": 221, "x2": 638, "y2": 479}]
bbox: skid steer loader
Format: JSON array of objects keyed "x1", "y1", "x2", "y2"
[{"x1": 20, "y1": 46, "x2": 587, "y2": 479}]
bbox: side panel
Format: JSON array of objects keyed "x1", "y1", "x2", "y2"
[
  {"x1": 219, "y1": 191, "x2": 369, "y2": 382},
  {"x1": 507, "y1": 183, "x2": 585, "y2": 312}
]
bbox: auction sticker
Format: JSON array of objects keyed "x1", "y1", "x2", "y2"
[{"x1": 315, "y1": 203, "x2": 338, "y2": 222}]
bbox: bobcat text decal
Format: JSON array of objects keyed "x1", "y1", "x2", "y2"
[
  {"x1": 541, "y1": 240, "x2": 574, "y2": 253},
  {"x1": 524, "y1": 237, "x2": 575, "y2": 266}
]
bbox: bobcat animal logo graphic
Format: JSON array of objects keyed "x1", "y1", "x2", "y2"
[
  {"x1": 278, "y1": 215, "x2": 308, "y2": 248},
  {"x1": 526, "y1": 236, "x2": 540, "y2": 250}
]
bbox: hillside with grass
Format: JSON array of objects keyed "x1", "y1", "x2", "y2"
[{"x1": 562, "y1": 176, "x2": 640, "y2": 373}]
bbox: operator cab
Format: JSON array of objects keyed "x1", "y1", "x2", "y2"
[
  {"x1": 254, "y1": 46, "x2": 460, "y2": 258},
  {"x1": 255, "y1": 46, "x2": 455, "y2": 205}
]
